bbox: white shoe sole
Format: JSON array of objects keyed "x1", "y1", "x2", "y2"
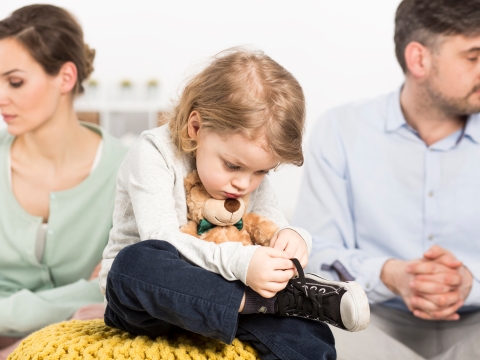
[{"x1": 305, "y1": 274, "x2": 370, "y2": 332}]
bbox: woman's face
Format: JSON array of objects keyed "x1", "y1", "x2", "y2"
[{"x1": 0, "y1": 38, "x2": 62, "y2": 136}]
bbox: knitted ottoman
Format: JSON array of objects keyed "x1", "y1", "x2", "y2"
[{"x1": 8, "y1": 319, "x2": 259, "y2": 360}]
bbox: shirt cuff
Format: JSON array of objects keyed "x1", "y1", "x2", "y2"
[
  {"x1": 231, "y1": 244, "x2": 261, "y2": 285},
  {"x1": 462, "y1": 260, "x2": 480, "y2": 307},
  {"x1": 350, "y1": 256, "x2": 397, "y2": 303},
  {"x1": 307, "y1": 249, "x2": 398, "y2": 303},
  {"x1": 464, "y1": 273, "x2": 480, "y2": 307}
]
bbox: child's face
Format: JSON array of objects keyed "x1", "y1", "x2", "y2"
[{"x1": 193, "y1": 125, "x2": 279, "y2": 201}]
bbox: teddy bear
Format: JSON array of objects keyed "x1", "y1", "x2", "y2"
[{"x1": 180, "y1": 170, "x2": 279, "y2": 246}]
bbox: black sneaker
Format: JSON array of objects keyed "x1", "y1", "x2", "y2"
[{"x1": 275, "y1": 258, "x2": 370, "y2": 332}]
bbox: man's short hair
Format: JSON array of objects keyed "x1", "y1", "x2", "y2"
[{"x1": 395, "y1": 0, "x2": 480, "y2": 73}]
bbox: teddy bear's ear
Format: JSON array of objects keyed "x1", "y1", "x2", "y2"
[{"x1": 184, "y1": 170, "x2": 202, "y2": 193}]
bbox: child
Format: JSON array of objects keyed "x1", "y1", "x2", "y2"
[{"x1": 99, "y1": 48, "x2": 369, "y2": 360}]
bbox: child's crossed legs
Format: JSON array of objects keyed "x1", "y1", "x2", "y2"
[{"x1": 104, "y1": 240, "x2": 336, "y2": 360}]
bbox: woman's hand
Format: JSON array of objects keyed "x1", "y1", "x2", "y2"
[
  {"x1": 88, "y1": 262, "x2": 102, "y2": 280},
  {"x1": 70, "y1": 303, "x2": 105, "y2": 320},
  {"x1": 270, "y1": 228, "x2": 308, "y2": 269}
]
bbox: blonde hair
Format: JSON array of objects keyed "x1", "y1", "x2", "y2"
[{"x1": 168, "y1": 48, "x2": 305, "y2": 166}]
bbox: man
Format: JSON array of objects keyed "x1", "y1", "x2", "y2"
[{"x1": 293, "y1": 0, "x2": 480, "y2": 358}]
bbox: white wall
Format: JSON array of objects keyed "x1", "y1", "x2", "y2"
[{"x1": 1, "y1": 0, "x2": 404, "y2": 219}]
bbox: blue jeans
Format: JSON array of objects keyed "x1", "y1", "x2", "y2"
[{"x1": 104, "y1": 240, "x2": 336, "y2": 360}]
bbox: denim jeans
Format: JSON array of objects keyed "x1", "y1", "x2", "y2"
[{"x1": 105, "y1": 240, "x2": 336, "y2": 360}]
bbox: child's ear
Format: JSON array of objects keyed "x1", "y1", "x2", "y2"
[{"x1": 187, "y1": 111, "x2": 202, "y2": 140}]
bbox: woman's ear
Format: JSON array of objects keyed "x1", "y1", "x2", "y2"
[
  {"x1": 404, "y1": 41, "x2": 431, "y2": 79},
  {"x1": 58, "y1": 61, "x2": 78, "y2": 94},
  {"x1": 187, "y1": 111, "x2": 202, "y2": 140}
]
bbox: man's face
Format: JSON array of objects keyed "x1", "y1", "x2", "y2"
[{"x1": 425, "y1": 34, "x2": 480, "y2": 116}]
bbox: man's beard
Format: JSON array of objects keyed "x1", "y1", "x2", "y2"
[{"x1": 424, "y1": 79, "x2": 480, "y2": 117}]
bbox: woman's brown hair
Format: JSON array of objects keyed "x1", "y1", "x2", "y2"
[
  {"x1": 0, "y1": 4, "x2": 95, "y2": 95},
  {"x1": 168, "y1": 48, "x2": 306, "y2": 166}
]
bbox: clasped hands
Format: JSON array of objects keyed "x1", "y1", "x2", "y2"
[{"x1": 381, "y1": 245, "x2": 473, "y2": 321}]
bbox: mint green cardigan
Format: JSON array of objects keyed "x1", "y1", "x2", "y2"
[{"x1": 0, "y1": 123, "x2": 127, "y2": 337}]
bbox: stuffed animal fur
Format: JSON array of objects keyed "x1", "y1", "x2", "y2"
[{"x1": 180, "y1": 170, "x2": 279, "y2": 246}]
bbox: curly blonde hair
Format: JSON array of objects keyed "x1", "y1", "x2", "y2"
[{"x1": 168, "y1": 48, "x2": 305, "y2": 166}]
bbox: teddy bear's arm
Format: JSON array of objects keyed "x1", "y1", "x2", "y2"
[
  {"x1": 227, "y1": 227, "x2": 254, "y2": 246},
  {"x1": 180, "y1": 220, "x2": 200, "y2": 238},
  {"x1": 243, "y1": 213, "x2": 279, "y2": 246},
  {"x1": 201, "y1": 227, "x2": 231, "y2": 244}
]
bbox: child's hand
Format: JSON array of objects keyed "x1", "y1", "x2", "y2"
[
  {"x1": 270, "y1": 229, "x2": 308, "y2": 269},
  {"x1": 246, "y1": 246, "x2": 295, "y2": 298}
]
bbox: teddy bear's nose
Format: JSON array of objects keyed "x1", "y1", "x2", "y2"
[{"x1": 224, "y1": 199, "x2": 241, "y2": 213}]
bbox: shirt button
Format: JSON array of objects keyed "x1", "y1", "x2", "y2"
[
  {"x1": 50, "y1": 194, "x2": 56, "y2": 200},
  {"x1": 428, "y1": 191, "x2": 434, "y2": 197},
  {"x1": 48, "y1": 229, "x2": 54, "y2": 235},
  {"x1": 428, "y1": 234, "x2": 434, "y2": 241},
  {"x1": 365, "y1": 282, "x2": 370, "y2": 289}
]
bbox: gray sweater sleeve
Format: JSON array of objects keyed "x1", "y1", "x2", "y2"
[
  {"x1": 100, "y1": 132, "x2": 257, "y2": 294},
  {"x1": 100, "y1": 129, "x2": 311, "y2": 295}
]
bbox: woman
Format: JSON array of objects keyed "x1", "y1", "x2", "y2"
[{"x1": 0, "y1": 4, "x2": 127, "y2": 358}]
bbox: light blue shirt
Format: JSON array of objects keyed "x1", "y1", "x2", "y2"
[{"x1": 293, "y1": 88, "x2": 480, "y2": 312}]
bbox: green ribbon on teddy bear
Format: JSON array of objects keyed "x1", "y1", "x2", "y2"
[{"x1": 197, "y1": 218, "x2": 244, "y2": 235}]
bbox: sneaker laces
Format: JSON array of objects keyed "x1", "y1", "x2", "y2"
[{"x1": 277, "y1": 258, "x2": 326, "y2": 321}]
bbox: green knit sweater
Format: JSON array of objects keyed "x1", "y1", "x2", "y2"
[{"x1": 0, "y1": 123, "x2": 127, "y2": 337}]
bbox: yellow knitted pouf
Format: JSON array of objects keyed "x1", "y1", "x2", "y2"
[{"x1": 8, "y1": 319, "x2": 259, "y2": 360}]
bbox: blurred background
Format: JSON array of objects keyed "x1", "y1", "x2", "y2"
[{"x1": 1, "y1": 0, "x2": 403, "y2": 219}]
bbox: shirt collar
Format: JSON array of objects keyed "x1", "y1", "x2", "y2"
[
  {"x1": 385, "y1": 85, "x2": 480, "y2": 145},
  {"x1": 385, "y1": 86, "x2": 407, "y2": 133},
  {"x1": 463, "y1": 114, "x2": 480, "y2": 144}
]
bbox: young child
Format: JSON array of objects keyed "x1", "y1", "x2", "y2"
[{"x1": 99, "y1": 48, "x2": 369, "y2": 360}]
